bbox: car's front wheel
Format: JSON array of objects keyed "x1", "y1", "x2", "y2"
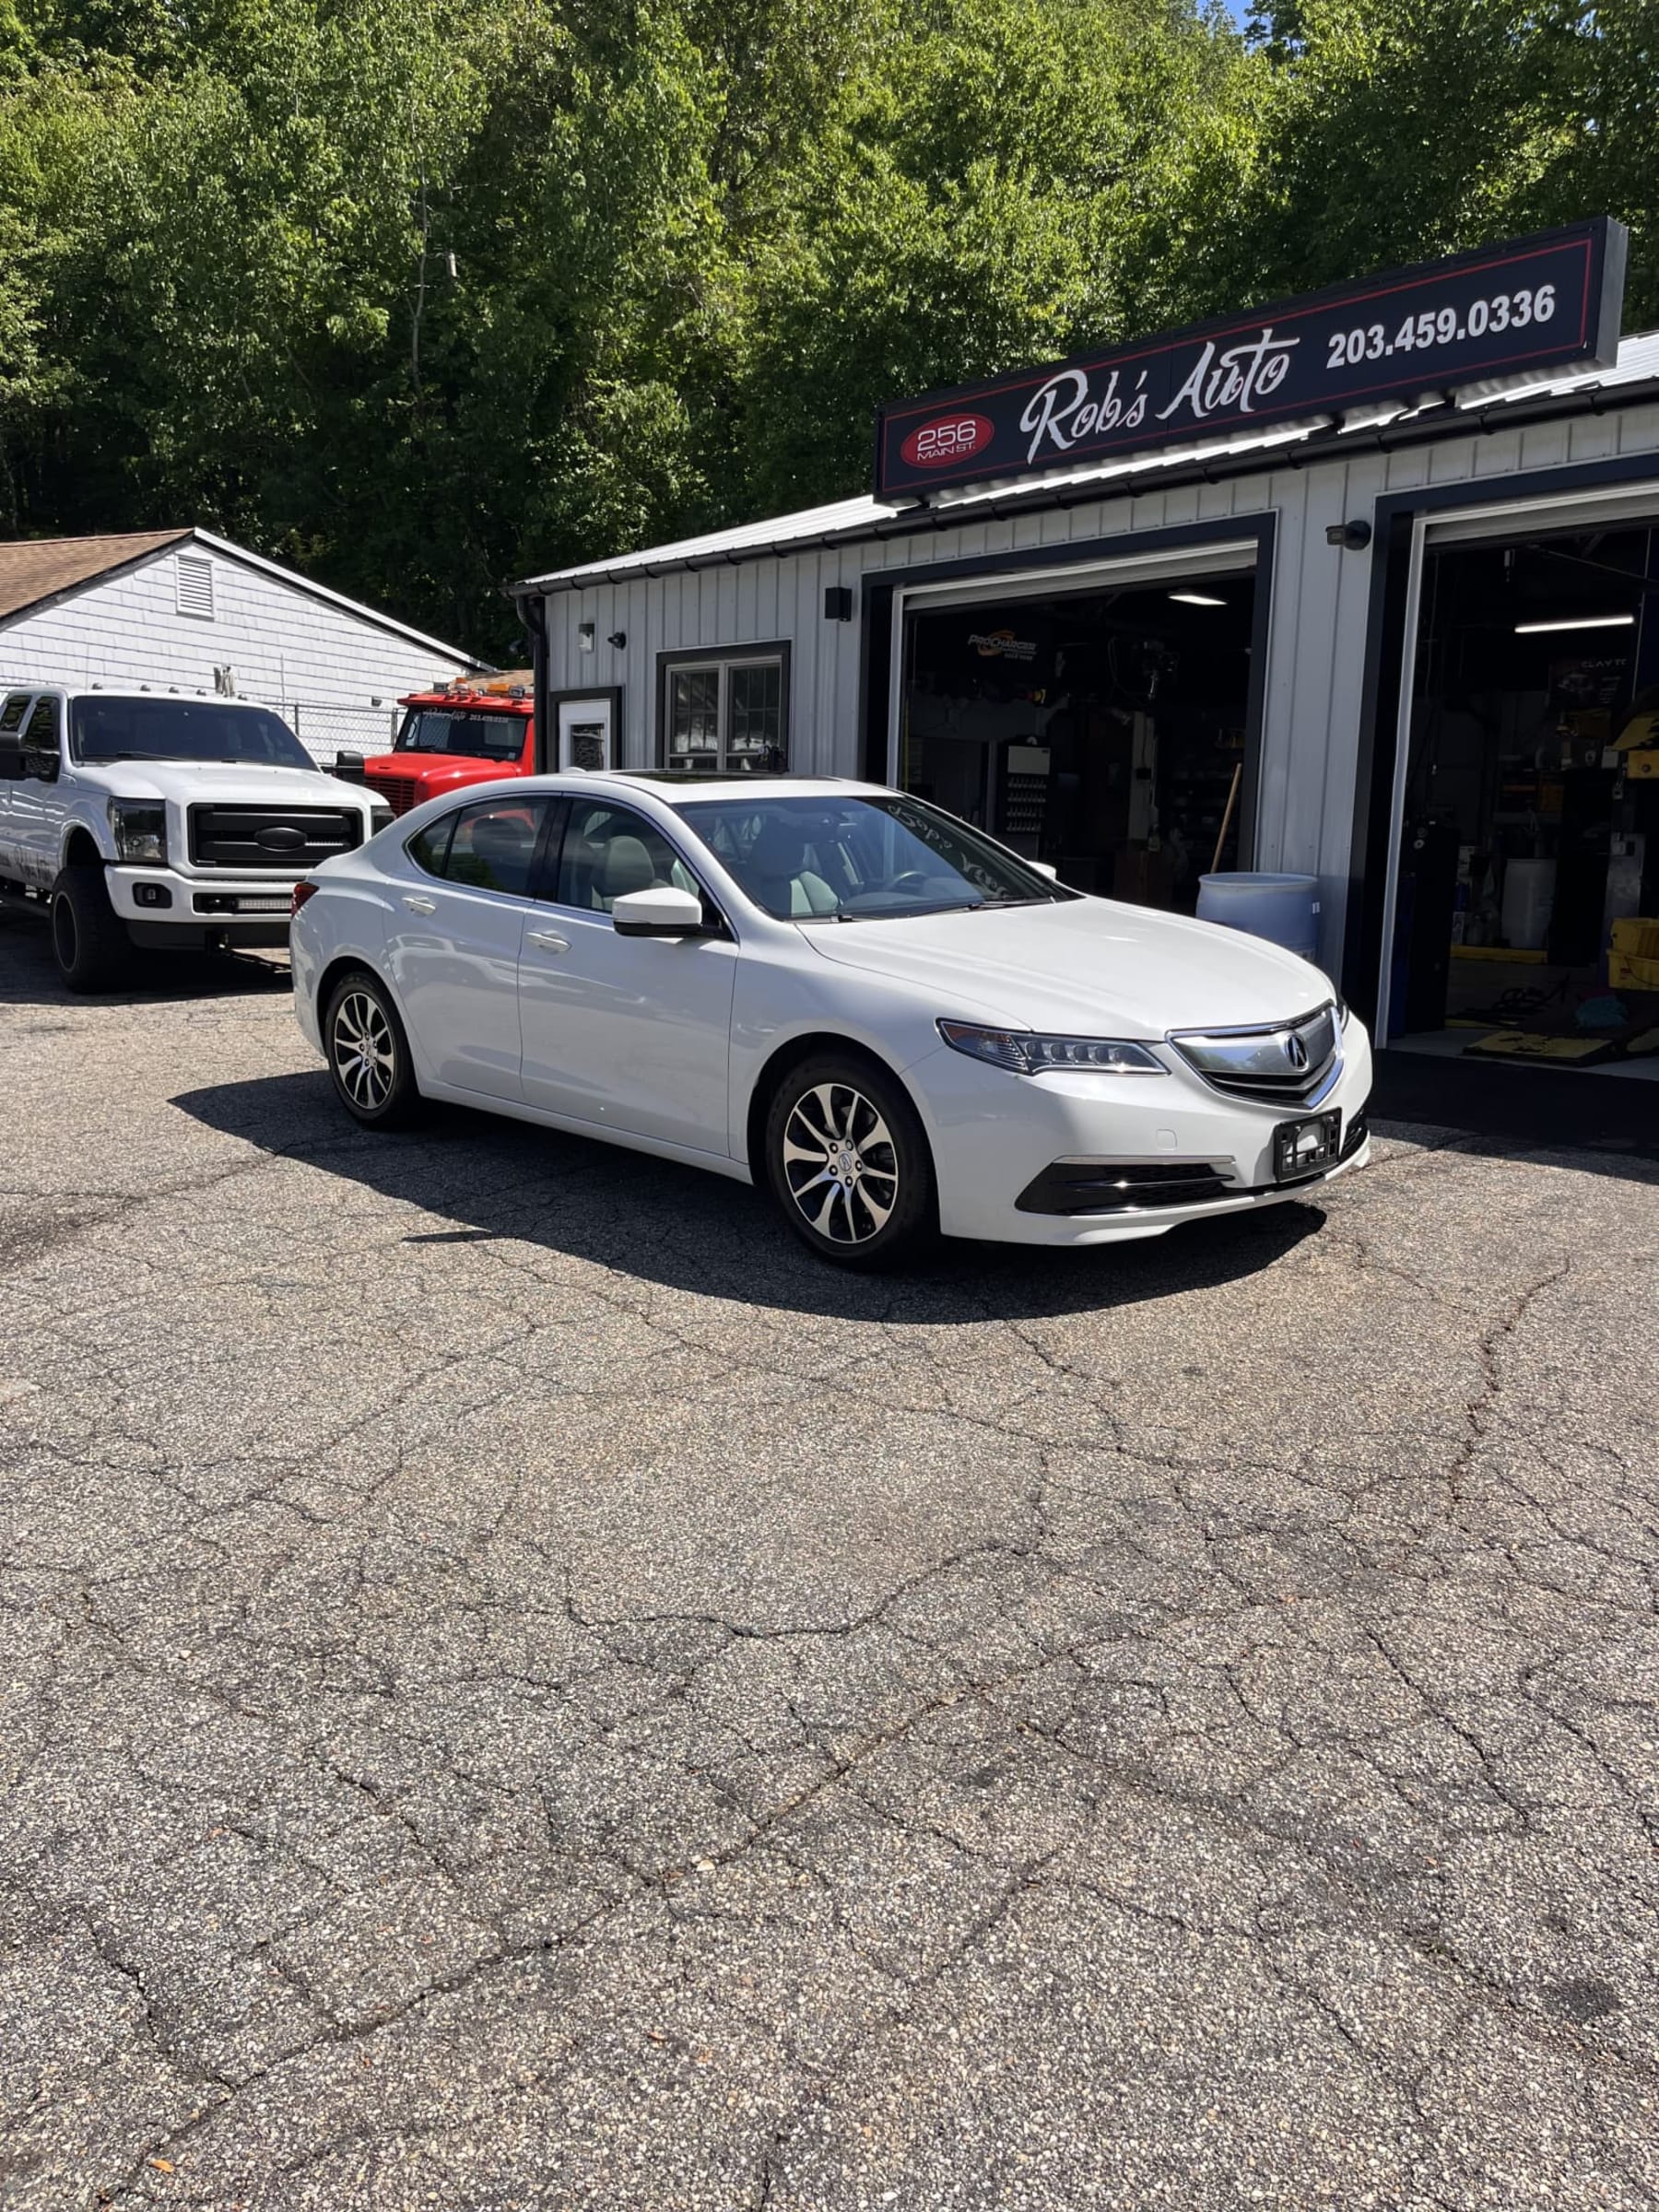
[
  {"x1": 324, "y1": 971, "x2": 422, "y2": 1128},
  {"x1": 762, "y1": 1053, "x2": 935, "y2": 1269}
]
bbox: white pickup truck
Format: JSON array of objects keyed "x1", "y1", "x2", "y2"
[{"x1": 0, "y1": 682, "x2": 388, "y2": 990}]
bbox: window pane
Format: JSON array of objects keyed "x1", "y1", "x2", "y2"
[
  {"x1": 22, "y1": 697, "x2": 59, "y2": 747},
  {"x1": 406, "y1": 816, "x2": 455, "y2": 878},
  {"x1": 396, "y1": 709, "x2": 526, "y2": 762},
  {"x1": 442, "y1": 797, "x2": 547, "y2": 896},
  {"x1": 558, "y1": 801, "x2": 699, "y2": 912},
  {"x1": 669, "y1": 669, "x2": 720, "y2": 762},
  {"x1": 727, "y1": 662, "x2": 781, "y2": 768}
]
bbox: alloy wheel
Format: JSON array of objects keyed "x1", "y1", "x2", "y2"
[
  {"x1": 781, "y1": 1081, "x2": 900, "y2": 1245},
  {"x1": 332, "y1": 989, "x2": 395, "y2": 1112}
]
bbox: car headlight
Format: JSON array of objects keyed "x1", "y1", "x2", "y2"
[
  {"x1": 938, "y1": 1020, "x2": 1168, "y2": 1077},
  {"x1": 370, "y1": 805, "x2": 394, "y2": 835},
  {"x1": 108, "y1": 799, "x2": 167, "y2": 865}
]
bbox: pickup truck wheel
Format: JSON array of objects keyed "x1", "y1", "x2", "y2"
[
  {"x1": 324, "y1": 971, "x2": 422, "y2": 1128},
  {"x1": 51, "y1": 865, "x2": 133, "y2": 993}
]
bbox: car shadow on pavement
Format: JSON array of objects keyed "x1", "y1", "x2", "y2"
[
  {"x1": 172, "y1": 1069, "x2": 1328, "y2": 1324},
  {"x1": 0, "y1": 910, "x2": 291, "y2": 1006}
]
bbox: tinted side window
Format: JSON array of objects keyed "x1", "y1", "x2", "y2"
[
  {"x1": 406, "y1": 815, "x2": 455, "y2": 878},
  {"x1": 556, "y1": 801, "x2": 701, "y2": 914},
  {"x1": 21, "y1": 695, "x2": 60, "y2": 779},
  {"x1": 23, "y1": 697, "x2": 59, "y2": 747},
  {"x1": 413, "y1": 796, "x2": 548, "y2": 896}
]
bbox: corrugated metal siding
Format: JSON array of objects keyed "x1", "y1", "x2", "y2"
[{"x1": 544, "y1": 395, "x2": 1659, "y2": 970}]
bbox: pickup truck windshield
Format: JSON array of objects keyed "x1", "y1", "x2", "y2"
[
  {"x1": 680, "y1": 793, "x2": 1078, "y2": 921},
  {"x1": 72, "y1": 698, "x2": 313, "y2": 770},
  {"x1": 395, "y1": 708, "x2": 527, "y2": 761}
]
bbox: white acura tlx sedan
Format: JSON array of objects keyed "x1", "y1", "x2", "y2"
[{"x1": 290, "y1": 773, "x2": 1372, "y2": 1268}]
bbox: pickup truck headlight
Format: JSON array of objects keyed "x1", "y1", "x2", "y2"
[
  {"x1": 938, "y1": 1020, "x2": 1167, "y2": 1077},
  {"x1": 108, "y1": 799, "x2": 168, "y2": 865}
]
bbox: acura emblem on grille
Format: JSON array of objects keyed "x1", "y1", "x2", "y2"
[{"x1": 1285, "y1": 1032, "x2": 1308, "y2": 1069}]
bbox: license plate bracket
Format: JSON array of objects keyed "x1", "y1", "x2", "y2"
[{"x1": 1274, "y1": 1110, "x2": 1341, "y2": 1183}]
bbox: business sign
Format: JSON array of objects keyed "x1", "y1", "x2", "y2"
[{"x1": 875, "y1": 219, "x2": 1627, "y2": 502}]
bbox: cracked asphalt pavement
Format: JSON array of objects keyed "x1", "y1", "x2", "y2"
[{"x1": 1, "y1": 917, "x2": 1656, "y2": 2211}]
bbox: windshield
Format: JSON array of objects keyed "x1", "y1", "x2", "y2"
[
  {"x1": 680, "y1": 793, "x2": 1077, "y2": 921},
  {"x1": 395, "y1": 707, "x2": 527, "y2": 762},
  {"x1": 72, "y1": 697, "x2": 313, "y2": 770}
]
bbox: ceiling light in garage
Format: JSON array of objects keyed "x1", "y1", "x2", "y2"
[{"x1": 1513, "y1": 613, "x2": 1635, "y2": 633}]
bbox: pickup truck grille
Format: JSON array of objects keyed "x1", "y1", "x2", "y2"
[
  {"x1": 187, "y1": 805, "x2": 362, "y2": 871},
  {"x1": 366, "y1": 774, "x2": 424, "y2": 817}
]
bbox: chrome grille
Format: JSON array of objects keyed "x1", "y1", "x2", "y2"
[{"x1": 1171, "y1": 1004, "x2": 1340, "y2": 1108}]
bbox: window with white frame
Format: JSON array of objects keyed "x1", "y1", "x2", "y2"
[{"x1": 660, "y1": 647, "x2": 788, "y2": 773}]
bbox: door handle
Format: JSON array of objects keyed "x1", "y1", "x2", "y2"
[
  {"x1": 525, "y1": 930, "x2": 571, "y2": 954},
  {"x1": 402, "y1": 894, "x2": 437, "y2": 915}
]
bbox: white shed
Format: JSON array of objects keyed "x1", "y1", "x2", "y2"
[{"x1": 0, "y1": 528, "x2": 485, "y2": 766}]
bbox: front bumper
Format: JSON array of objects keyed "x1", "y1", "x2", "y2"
[
  {"x1": 913, "y1": 1014, "x2": 1374, "y2": 1246},
  {"x1": 107, "y1": 865, "x2": 297, "y2": 950}
]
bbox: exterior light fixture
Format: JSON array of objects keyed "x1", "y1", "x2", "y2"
[
  {"x1": 606, "y1": 630, "x2": 628, "y2": 649},
  {"x1": 824, "y1": 586, "x2": 853, "y2": 621},
  {"x1": 577, "y1": 622, "x2": 595, "y2": 653},
  {"x1": 1513, "y1": 613, "x2": 1635, "y2": 634},
  {"x1": 1324, "y1": 520, "x2": 1372, "y2": 549}
]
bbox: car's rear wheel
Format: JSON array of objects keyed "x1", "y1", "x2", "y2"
[
  {"x1": 52, "y1": 865, "x2": 132, "y2": 993},
  {"x1": 763, "y1": 1053, "x2": 935, "y2": 1269},
  {"x1": 324, "y1": 971, "x2": 422, "y2": 1128}
]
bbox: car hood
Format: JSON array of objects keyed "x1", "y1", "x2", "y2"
[
  {"x1": 802, "y1": 897, "x2": 1332, "y2": 1036},
  {"x1": 363, "y1": 754, "x2": 514, "y2": 789},
  {"x1": 82, "y1": 760, "x2": 371, "y2": 810}
]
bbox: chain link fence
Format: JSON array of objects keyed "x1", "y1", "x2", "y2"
[{"x1": 283, "y1": 701, "x2": 401, "y2": 771}]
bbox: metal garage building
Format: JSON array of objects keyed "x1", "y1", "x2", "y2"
[{"x1": 513, "y1": 219, "x2": 1659, "y2": 1069}]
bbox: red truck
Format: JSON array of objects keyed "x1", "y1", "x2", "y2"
[{"x1": 359, "y1": 673, "x2": 536, "y2": 818}]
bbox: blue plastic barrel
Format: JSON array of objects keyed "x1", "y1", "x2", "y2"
[{"x1": 1196, "y1": 872, "x2": 1321, "y2": 960}]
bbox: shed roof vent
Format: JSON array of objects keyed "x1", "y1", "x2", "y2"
[{"x1": 176, "y1": 553, "x2": 215, "y2": 620}]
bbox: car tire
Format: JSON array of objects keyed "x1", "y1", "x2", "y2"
[
  {"x1": 762, "y1": 1052, "x2": 935, "y2": 1270},
  {"x1": 51, "y1": 865, "x2": 133, "y2": 993},
  {"x1": 323, "y1": 970, "x2": 423, "y2": 1129}
]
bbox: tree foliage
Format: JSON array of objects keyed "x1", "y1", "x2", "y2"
[{"x1": 0, "y1": 0, "x2": 1653, "y2": 653}]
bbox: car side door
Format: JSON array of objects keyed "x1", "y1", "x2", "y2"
[
  {"x1": 517, "y1": 796, "x2": 738, "y2": 1154},
  {"x1": 0, "y1": 690, "x2": 31, "y2": 877},
  {"x1": 381, "y1": 793, "x2": 559, "y2": 1101},
  {"x1": 13, "y1": 694, "x2": 67, "y2": 888}
]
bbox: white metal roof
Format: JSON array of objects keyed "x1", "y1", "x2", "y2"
[{"x1": 517, "y1": 329, "x2": 1659, "y2": 594}]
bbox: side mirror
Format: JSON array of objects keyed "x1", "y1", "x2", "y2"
[
  {"x1": 611, "y1": 885, "x2": 707, "y2": 937},
  {"x1": 1031, "y1": 860, "x2": 1059, "y2": 881},
  {"x1": 333, "y1": 752, "x2": 366, "y2": 782}
]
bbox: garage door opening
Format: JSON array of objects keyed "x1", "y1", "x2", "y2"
[
  {"x1": 1387, "y1": 519, "x2": 1659, "y2": 1077},
  {"x1": 895, "y1": 563, "x2": 1258, "y2": 912}
]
